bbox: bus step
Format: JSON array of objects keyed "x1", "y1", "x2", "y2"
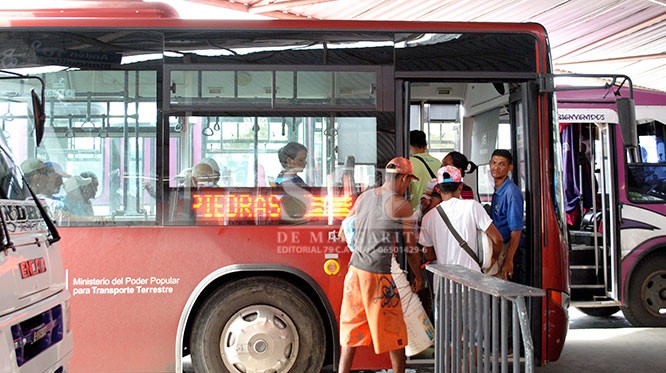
[
  {"x1": 569, "y1": 244, "x2": 598, "y2": 264},
  {"x1": 570, "y1": 267, "x2": 603, "y2": 285},
  {"x1": 570, "y1": 284, "x2": 605, "y2": 289},
  {"x1": 571, "y1": 286, "x2": 608, "y2": 302},
  {"x1": 569, "y1": 230, "x2": 602, "y2": 246},
  {"x1": 571, "y1": 299, "x2": 621, "y2": 308}
]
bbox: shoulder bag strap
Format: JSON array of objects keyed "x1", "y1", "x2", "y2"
[
  {"x1": 436, "y1": 205, "x2": 481, "y2": 266},
  {"x1": 413, "y1": 155, "x2": 436, "y2": 179}
]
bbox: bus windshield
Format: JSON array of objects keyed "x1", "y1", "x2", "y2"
[{"x1": 0, "y1": 75, "x2": 44, "y2": 201}]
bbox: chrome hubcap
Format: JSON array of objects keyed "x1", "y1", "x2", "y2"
[{"x1": 220, "y1": 305, "x2": 299, "y2": 372}]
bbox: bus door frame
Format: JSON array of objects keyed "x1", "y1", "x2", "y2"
[
  {"x1": 547, "y1": 72, "x2": 632, "y2": 305},
  {"x1": 508, "y1": 82, "x2": 536, "y2": 285},
  {"x1": 593, "y1": 122, "x2": 622, "y2": 301},
  {"x1": 508, "y1": 80, "x2": 543, "y2": 360}
]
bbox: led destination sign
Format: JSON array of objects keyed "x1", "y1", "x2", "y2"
[{"x1": 191, "y1": 192, "x2": 352, "y2": 221}]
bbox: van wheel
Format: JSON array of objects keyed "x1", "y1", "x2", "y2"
[
  {"x1": 621, "y1": 254, "x2": 666, "y2": 327},
  {"x1": 190, "y1": 277, "x2": 326, "y2": 372}
]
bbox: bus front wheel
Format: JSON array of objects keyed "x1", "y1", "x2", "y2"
[
  {"x1": 622, "y1": 254, "x2": 666, "y2": 327},
  {"x1": 189, "y1": 277, "x2": 326, "y2": 373}
]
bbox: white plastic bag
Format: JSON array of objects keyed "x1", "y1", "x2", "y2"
[{"x1": 390, "y1": 257, "x2": 435, "y2": 356}]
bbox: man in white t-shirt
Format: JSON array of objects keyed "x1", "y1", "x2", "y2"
[{"x1": 419, "y1": 165, "x2": 503, "y2": 272}]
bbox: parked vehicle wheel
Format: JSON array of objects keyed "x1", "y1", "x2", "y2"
[
  {"x1": 576, "y1": 306, "x2": 620, "y2": 318},
  {"x1": 621, "y1": 254, "x2": 666, "y2": 327},
  {"x1": 190, "y1": 277, "x2": 326, "y2": 372}
]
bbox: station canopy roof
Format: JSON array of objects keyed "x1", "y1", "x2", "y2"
[
  {"x1": 2, "y1": 1, "x2": 664, "y2": 93},
  {"x1": 177, "y1": 0, "x2": 666, "y2": 93}
]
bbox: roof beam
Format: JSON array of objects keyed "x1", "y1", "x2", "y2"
[
  {"x1": 556, "y1": 52, "x2": 666, "y2": 65},
  {"x1": 183, "y1": 0, "x2": 314, "y2": 19},
  {"x1": 248, "y1": 0, "x2": 335, "y2": 14},
  {"x1": 184, "y1": 0, "x2": 250, "y2": 13}
]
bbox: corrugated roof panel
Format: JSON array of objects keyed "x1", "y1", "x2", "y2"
[
  {"x1": 548, "y1": 6, "x2": 664, "y2": 59},
  {"x1": 181, "y1": 0, "x2": 666, "y2": 92}
]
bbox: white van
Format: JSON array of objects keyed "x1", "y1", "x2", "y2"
[{"x1": 0, "y1": 76, "x2": 72, "y2": 372}]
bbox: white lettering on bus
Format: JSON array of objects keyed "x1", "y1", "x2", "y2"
[
  {"x1": 309, "y1": 231, "x2": 325, "y2": 243},
  {"x1": 91, "y1": 286, "x2": 135, "y2": 295},
  {"x1": 558, "y1": 113, "x2": 606, "y2": 121},
  {"x1": 277, "y1": 231, "x2": 300, "y2": 243},
  {"x1": 135, "y1": 286, "x2": 175, "y2": 294},
  {"x1": 73, "y1": 277, "x2": 110, "y2": 286},
  {"x1": 277, "y1": 245, "x2": 321, "y2": 254},
  {"x1": 150, "y1": 276, "x2": 180, "y2": 285},
  {"x1": 71, "y1": 276, "x2": 181, "y2": 296}
]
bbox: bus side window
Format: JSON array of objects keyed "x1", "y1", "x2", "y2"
[
  {"x1": 627, "y1": 164, "x2": 666, "y2": 203},
  {"x1": 167, "y1": 184, "x2": 197, "y2": 225},
  {"x1": 638, "y1": 120, "x2": 666, "y2": 163}
]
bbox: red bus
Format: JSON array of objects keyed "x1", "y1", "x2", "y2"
[
  {"x1": 557, "y1": 84, "x2": 666, "y2": 324},
  {"x1": 2, "y1": 14, "x2": 572, "y2": 371}
]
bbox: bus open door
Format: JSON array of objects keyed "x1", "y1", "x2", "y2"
[{"x1": 555, "y1": 76, "x2": 634, "y2": 318}]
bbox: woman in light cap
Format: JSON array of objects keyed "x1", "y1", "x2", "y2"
[
  {"x1": 60, "y1": 175, "x2": 94, "y2": 217},
  {"x1": 43, "y1": 161, "x2": 71, "y2": 198}
]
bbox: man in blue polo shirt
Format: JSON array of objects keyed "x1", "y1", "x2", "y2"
[{"x1": 489, "y1": 149, "x2": 524, "y2": 282}]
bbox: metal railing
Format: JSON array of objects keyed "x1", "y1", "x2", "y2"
[{"x1": 427, "y1": 264, "x2": 545, "y2": 373}]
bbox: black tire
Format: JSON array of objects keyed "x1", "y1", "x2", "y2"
[
  {"x1": 190, "y1": 277, "x2": 326, "y2": 372},
  {"x1": 576, "y1": 306, "x2": 620, "y2": 318},
  {"x1": 621, "y1": 254, "x2": 666, "y2": 327}
]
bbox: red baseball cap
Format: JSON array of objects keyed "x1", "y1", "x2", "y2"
[{"x1": 386, "y1": 157, "x2": 419, "y2": 180}]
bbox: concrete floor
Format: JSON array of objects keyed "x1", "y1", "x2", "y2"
[
  {"x1": 183, "y1": 308, "x2": 666, "y2": 372},
  {"x1": 536, "y1": 308, "x2": 666, "y2": 372},
  {"x1": 363, "y1": 308, "x2": 666, "y2": 372}
]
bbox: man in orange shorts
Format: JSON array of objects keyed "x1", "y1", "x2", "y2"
[{"x1": 338, "y1": 157, "x2": 424, "y2": 373}]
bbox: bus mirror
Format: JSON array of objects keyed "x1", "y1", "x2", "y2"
[
  {"x1": 31, "y1": 89, "x2": 45, "y2": 146},
  {"x1": 617, "y1": 97, "x2": 637, "y2": 148}
]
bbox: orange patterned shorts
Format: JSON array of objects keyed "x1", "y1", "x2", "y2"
[{"x1": 339, "y1": 266, "x2": 407, "y2": 354}]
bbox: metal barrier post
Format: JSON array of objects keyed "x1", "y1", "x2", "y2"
[{"x1": 427, "y1": 264, "x2": 546, "y2": 373}]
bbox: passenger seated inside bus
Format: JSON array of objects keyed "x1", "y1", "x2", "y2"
[
  {"x1": 21, "y1": 158, "x2": 62, "y2": 215},
  {"x1": 273, "y1": 142, "x2": 308, "y2": 187},
  {"x1": 198, "y1": 157, "x2": 221, "y2": 187},
  {"x1": 56, "y1": 174, "x2": 106, "y2": 225},
  {"x1": 80, "y1": 171, "x2": 99, "y2": 206},
  {"x1": 44, "y1": 161, "x2": 71, "y2": 199},
  {"x1": 190, "y1": 162, "x2": 218, "y2": 188},
  {"x1": 21, "y1": 158, "x2": 50, "y2": 196},
  {"x1": 272, "y1": 142, "x2": 310, "y2": 222}
]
